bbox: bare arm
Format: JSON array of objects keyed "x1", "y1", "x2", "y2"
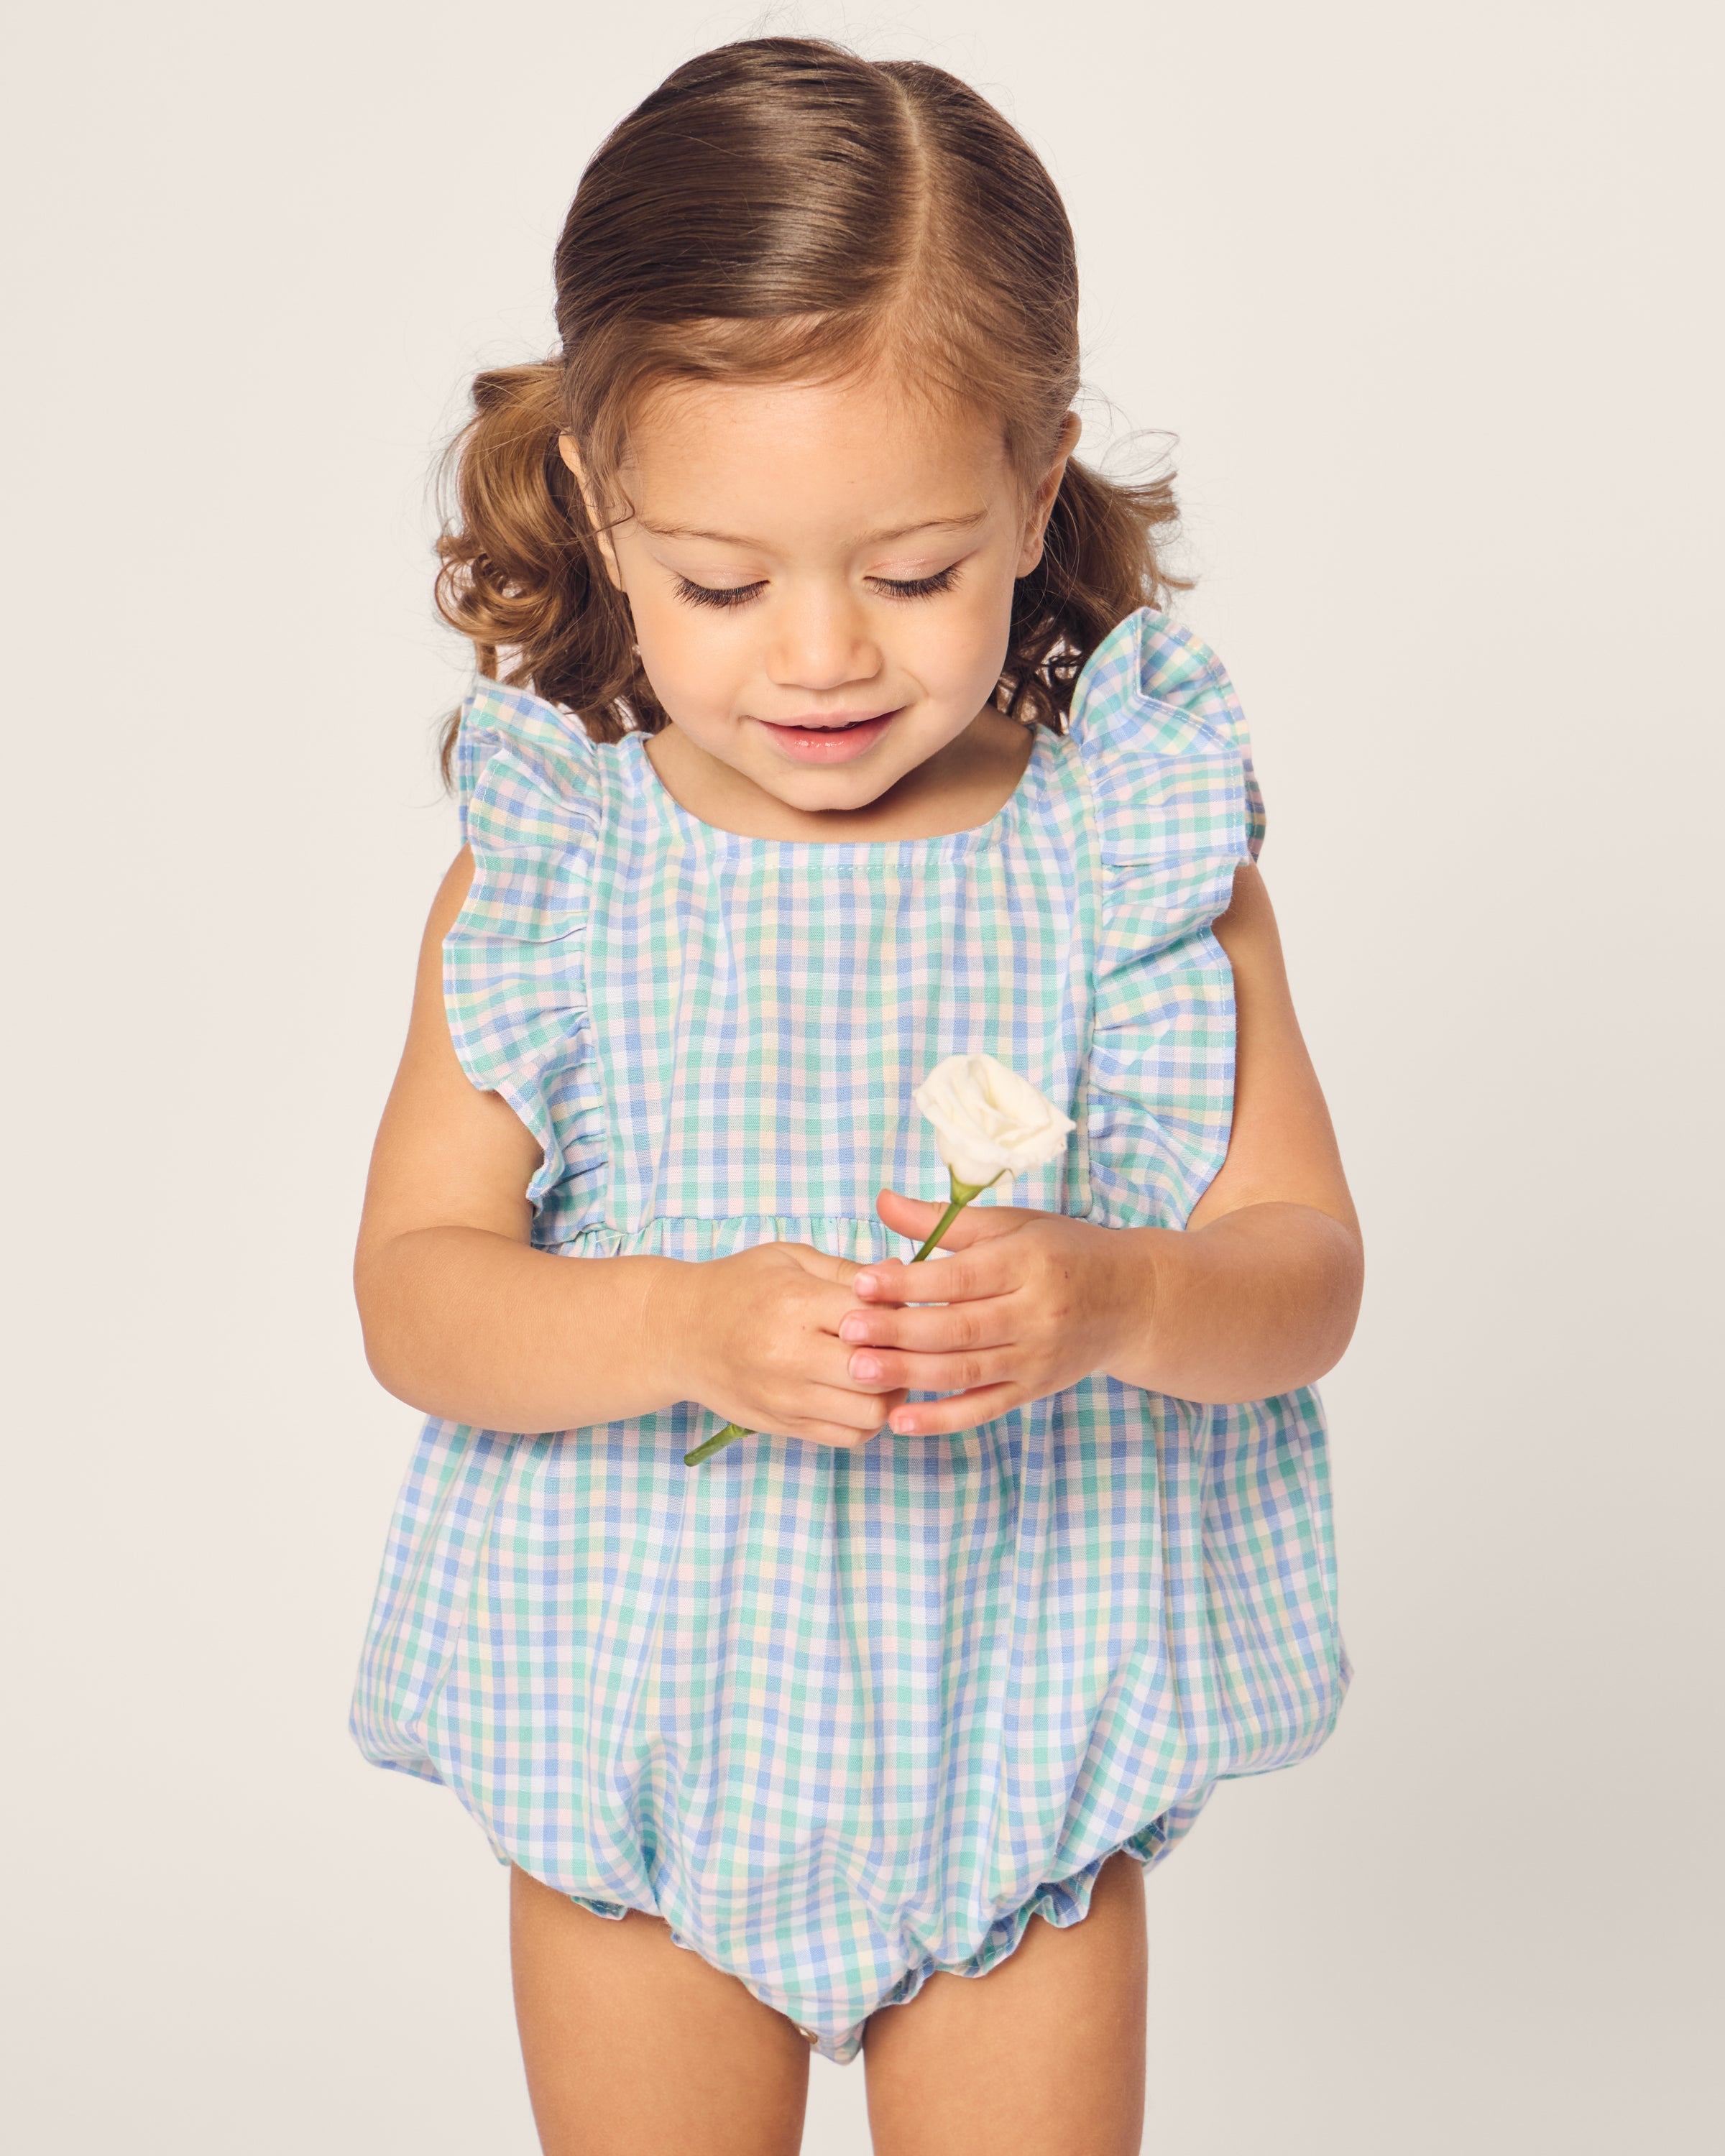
[
  {"x1": 353, "y1": 850, "x2": 686, "y2": 1431},
  {"x1": 1105, "y1": 858, "x2": 1363, "y2": 1400},
  {"x1": 354, "y1": 852, "x2": 906, "y2": 1445},
  {"x1": 854, "y1": 862, "x2": 1364, "y2": 1422}
]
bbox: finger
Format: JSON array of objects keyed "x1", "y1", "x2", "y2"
[
  {"x1": 843, "y1": 1346, "x2": 1020, "y2": 1396},
  {"x1": 759, "y1": 1340, "x2": 913, "y2": 1409},
  {"x1": 738, "y1": 1256, "x2": 930, "y2": 1358},
  {"x1": 874, "y1": 1189, "x2": 1039, "y2": 1250},
  {"x1": 884, "y1": 1382, "x2": 1026, "y2": 1439},
  {"x1": 753, "y1": 1417, "x2": 887, "y2": 1452},
  {"x1": 851, "y1": 1245, "x2": 1007, "y2": 1306},
  {"x1": 809, "y1": 1336, "x2": 912, "y2": 1394},
  {"x1": 838, "y1": 1297, "x2": 1018, "y2": 1355},
  {"x1": 806, "y1": 1279, "x2": 909, "y2": 1337},
  {"x1": 799, "y1": 1380, "x2": 908, "y2": 1432},
  {"x1": 778, "y1": 1243, "x2": 867, "y2": 1285}
]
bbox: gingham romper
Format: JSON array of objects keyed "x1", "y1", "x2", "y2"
[{"x1": 349, "y1": 604, "x2": 1352, "y2": 2063}]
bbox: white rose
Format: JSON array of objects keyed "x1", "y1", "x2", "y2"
[{"x1": 913, "y1": 1053, "x2": 1076, "y2": 1193}]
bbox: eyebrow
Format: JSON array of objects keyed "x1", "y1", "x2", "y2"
[{"x1": 635, "y1": 510, "x2": 990, "y2": 548}]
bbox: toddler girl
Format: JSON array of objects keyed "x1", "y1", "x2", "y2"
[{"x1": 350, "y1": 36, "x2": 1360, "y2": 2156}]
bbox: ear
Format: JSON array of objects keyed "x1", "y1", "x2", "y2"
[
  {"x1": 557, "y1": 433, "x2": 626, "y2": 592},
  {"x1": 1015, "y1": 410, "x2": 1083, "y2": 578}
]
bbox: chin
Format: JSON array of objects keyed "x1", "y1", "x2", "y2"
[{"x1": 764, "y1": 765, "x2": 896, "y2": 811}]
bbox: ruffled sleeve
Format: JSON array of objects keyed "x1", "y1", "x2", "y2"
[
  {"x1": 443, "y1": 679, "x2": 607, "y2": 1233},
  {"x1": 1070, "y1": 608, "x2": 1264, "y2": 1232}
]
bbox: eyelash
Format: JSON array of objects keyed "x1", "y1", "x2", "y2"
[{"x1": 673, "y1": 564, "x2": 962, "y2": 611}]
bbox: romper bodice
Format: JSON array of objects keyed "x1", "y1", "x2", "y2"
[{"x1": 443, "y1": 607, "x2": 1265, "y2": 1262}]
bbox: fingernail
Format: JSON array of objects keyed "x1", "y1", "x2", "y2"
[
  {"x1": 891, "y1": 1411, "x2": 916, "y2": 1434},
  {"x1": 851, "y1": 1355, "x2": 883, "y2": 1380},
  {"x1": 840, "y1": 1316, "x2": 868, "y2": 1342},
  {"x1": 854, "y1": 1274, "x2": 878, "y2": 1296}
]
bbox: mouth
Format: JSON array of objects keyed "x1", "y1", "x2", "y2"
[{"x1": 755, "y1": 709, "x2": 901, "y2": 765}]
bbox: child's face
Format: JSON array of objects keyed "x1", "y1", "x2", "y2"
[{"x1": 564, "y1": 370, "x2": 1075, "y2": 819}]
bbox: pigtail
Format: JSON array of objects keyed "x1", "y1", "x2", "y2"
[
  {"x1": 997, "y1": 452, "x2": 1192, "y2": 734},
  {"x1": 432, "y1": 360, "x2": 662, "y2": 784}
]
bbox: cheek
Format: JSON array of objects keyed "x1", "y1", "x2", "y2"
[
  {"x1": 631, "y1": 591, "x2": 745, "y2": 723},
  {"x1": 909, "y1": 568, "x2": 1016, "y2": 704}
]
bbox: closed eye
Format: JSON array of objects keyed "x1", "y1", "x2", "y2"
[
  {"x1": 870, "y1": 564, "x2": 961, "y2": 600},
  {"x1": 674, "y1": 576, "x2": 765, "y2": 610},
  {"x1": 673, "y1": 563, "x2": 964, "y2": 611}
]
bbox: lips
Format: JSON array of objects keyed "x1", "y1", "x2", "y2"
[
  {"x1": 763, "y1": 711, "x2": 893, "y2": 731},
  {"x1": 756, "y1": 708, "x2": 901, "y2": 766}
]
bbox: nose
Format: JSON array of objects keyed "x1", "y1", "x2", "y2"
[{"x1": 764, "y1": 587, "x2": 883, "y2": 696}]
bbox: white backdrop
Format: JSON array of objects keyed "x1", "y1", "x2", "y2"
[{"x1": 4, "y1": 3, "x2": 1719, "y2": 2149}]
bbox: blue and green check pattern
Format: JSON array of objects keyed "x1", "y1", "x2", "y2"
[{"x1": 349, "y1": 607, "x2": 1350, "y2": 2062}]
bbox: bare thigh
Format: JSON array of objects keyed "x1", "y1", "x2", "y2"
[
  {"x1": 509, "y1": 1863, "x2": 812, "y2": 2156},
  {"x1": 861, "y1": 1849, "x2": 1149, "y2": 2156}
]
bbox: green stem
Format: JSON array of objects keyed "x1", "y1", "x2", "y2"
[
  {"x1": 683, "y1": 1169, "x2": 1003, "y2": 1466},
  {"x1": 683, "y1": 1420, "x2": 750, "y2": 1467}
]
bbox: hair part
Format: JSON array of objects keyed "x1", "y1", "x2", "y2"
[{"x1": 433, "y1": 36, "x2": 1188, "y2": 781}]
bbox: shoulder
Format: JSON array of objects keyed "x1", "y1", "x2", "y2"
[
  {"x1": 1068, "y1": 609, "x2": 1249, "y2": 760},
  {"x1": 1063, "y1": 607, "x2": 1266, "y2": 871},
  {"x1": 451, "y1": 676, "x2": 612, "y2": 849}
]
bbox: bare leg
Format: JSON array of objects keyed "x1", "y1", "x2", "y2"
[
  {"x1": 861, "y1": 1849, "x2": 1149, "y2": 2156},
  {"x1": 509, "y1": 1863, "x2": 813, "y2": 2156}
]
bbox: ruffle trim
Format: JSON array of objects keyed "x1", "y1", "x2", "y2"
[
  {"x1": 443, "y1": 679, "x2": 609, "y2": 1222},
  {"x1": 1067, "y1": 609, "x2": 1264, "y2": 1230},
  {"x1": 439, "y1": 618, "x2": 1264, "y2": 1234},
  {"x1": 556, "y1": 1807, "x2": 1197, "y2": 2066}
]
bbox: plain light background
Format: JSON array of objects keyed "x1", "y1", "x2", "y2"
[{"x1": 4, "y1": 1, "x2": 1719, "y2": 2148}]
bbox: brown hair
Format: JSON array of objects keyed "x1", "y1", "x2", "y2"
[{"x1": 433, "y1": 36, "x2": 1187, "y2": 778}]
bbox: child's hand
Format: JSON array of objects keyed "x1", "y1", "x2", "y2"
[
  {"x1": 666, "y1": 1241, "x2": 911, "y2": 1450},
  {"x1": 834, "y1": 1189, "x2": 1152, "y2": 1437}
]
